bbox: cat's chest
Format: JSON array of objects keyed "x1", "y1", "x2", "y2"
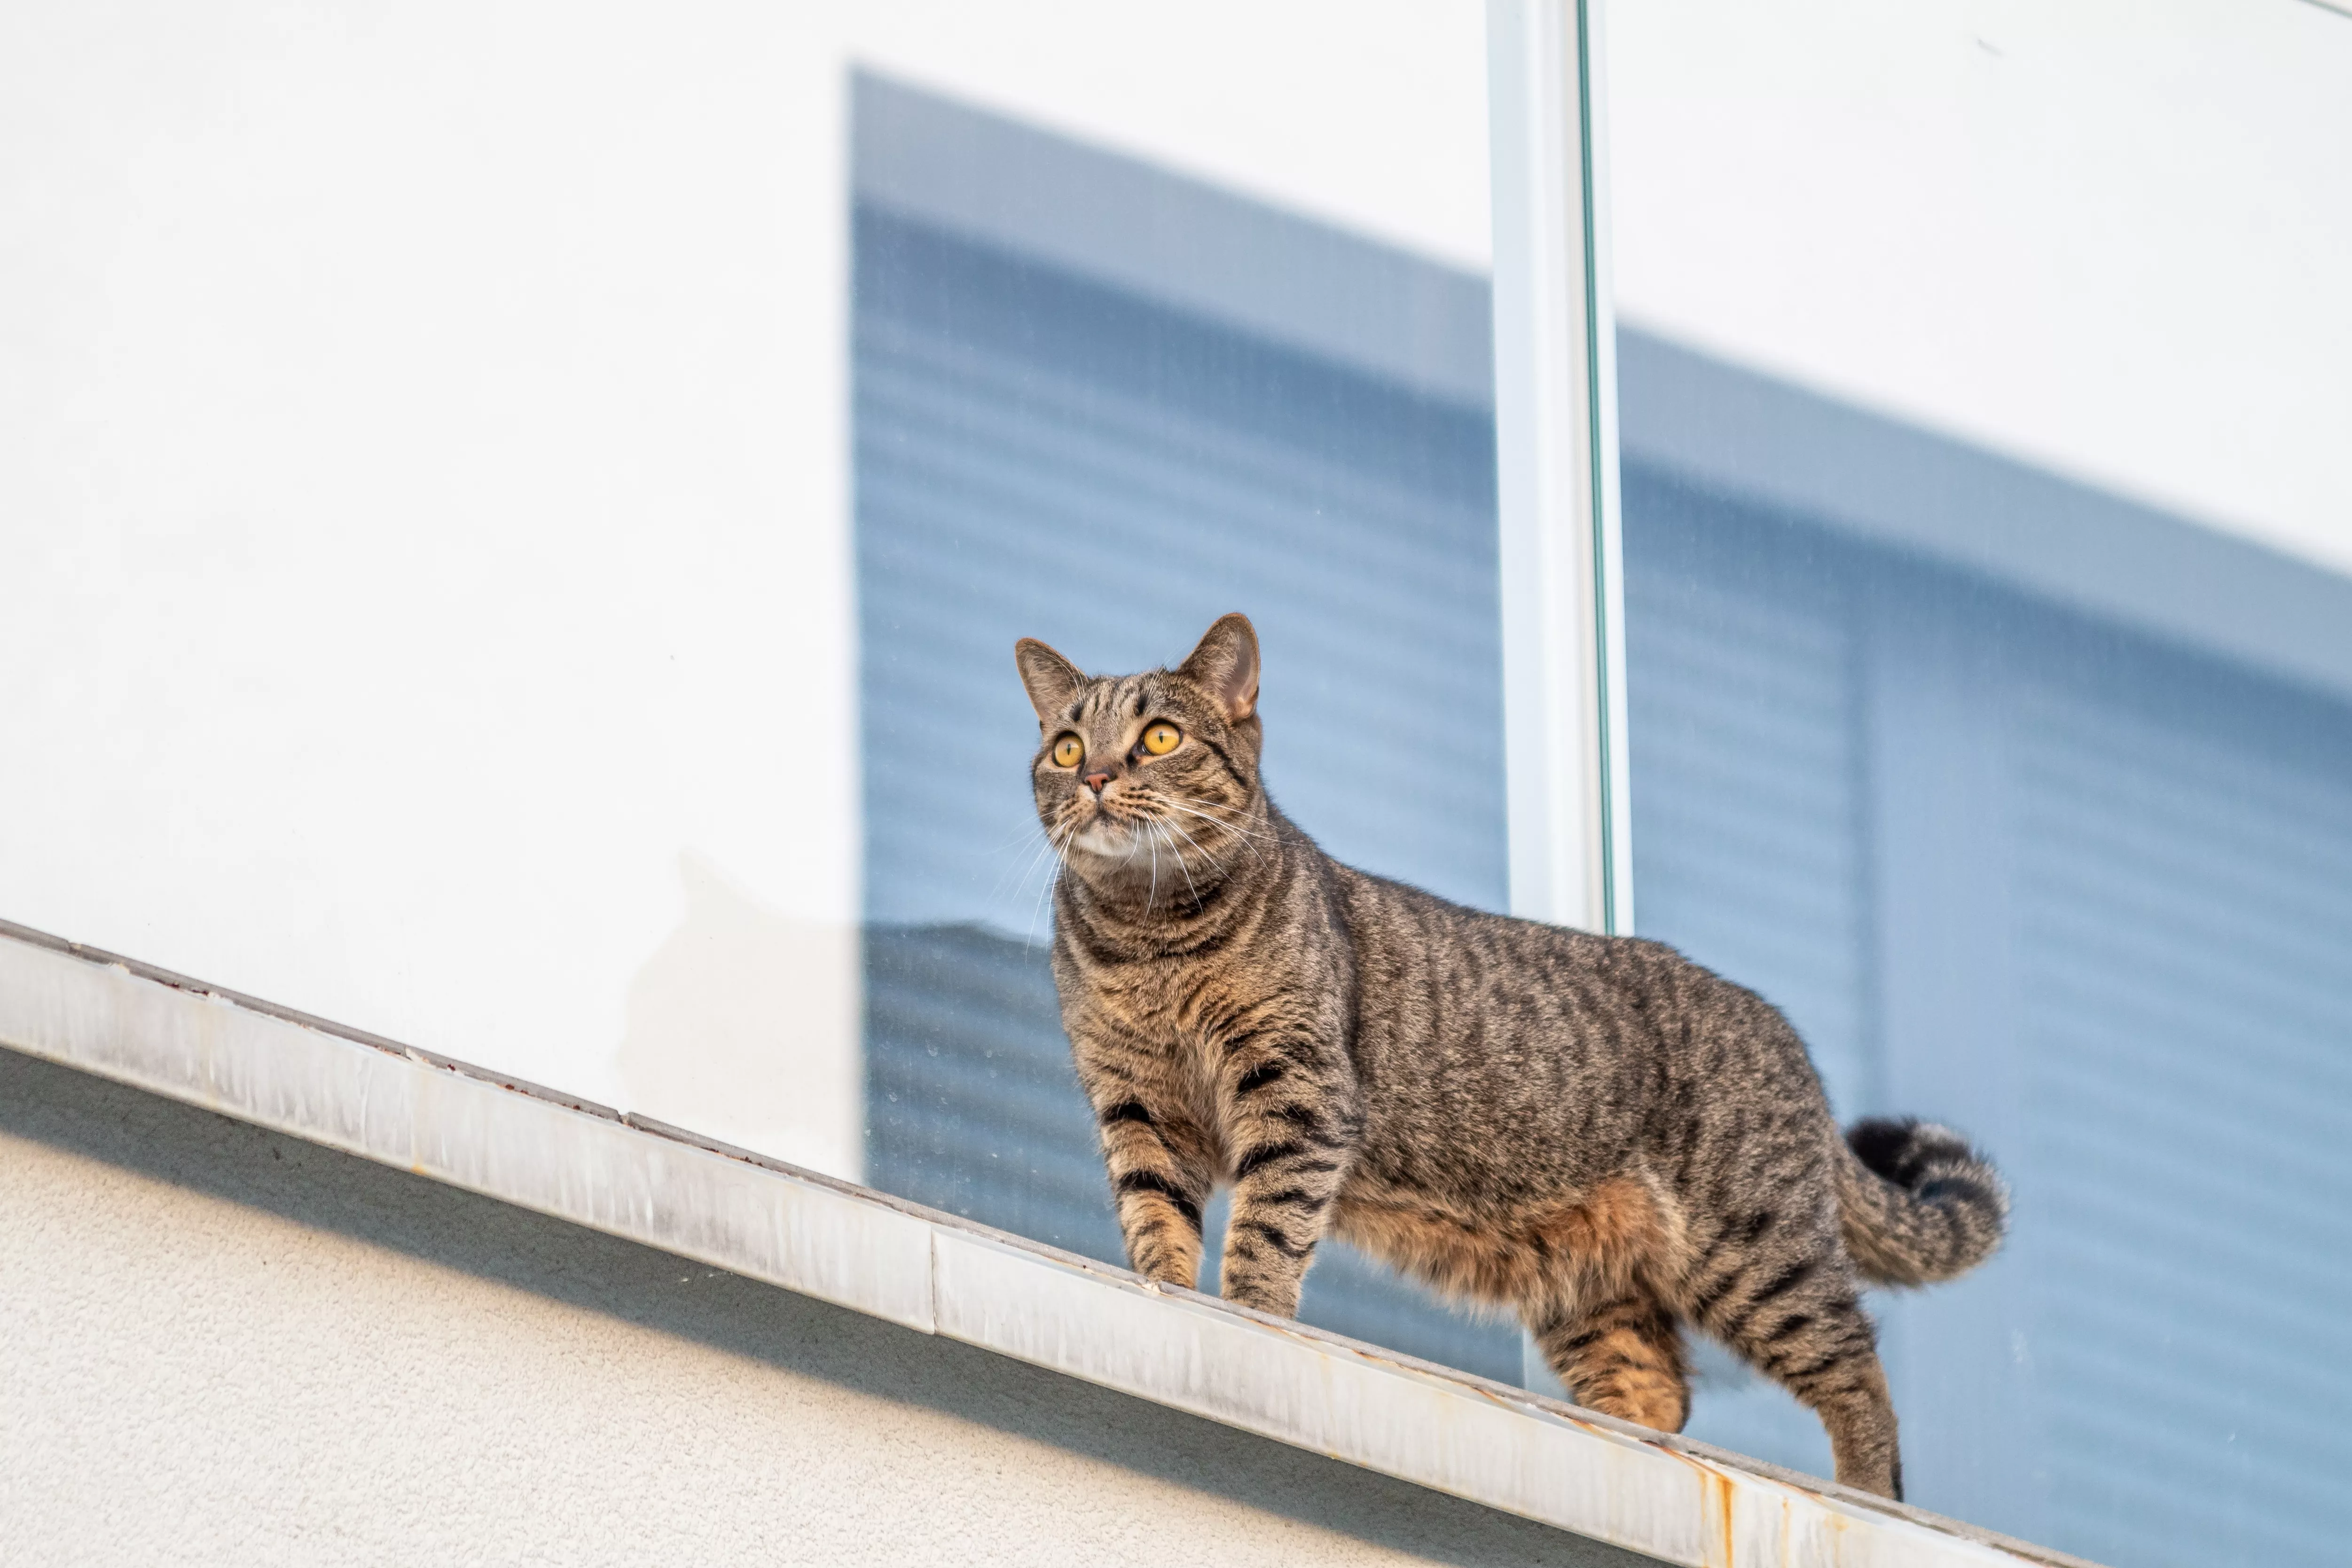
[
  {"x1": 1114, "y1": 965, "x2": 1234, "y2": 1063},
  {"x1": 1098, "y1": 954, "x2": 1269, "y2": 1100}
]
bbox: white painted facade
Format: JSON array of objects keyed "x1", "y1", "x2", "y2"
[{"x1": 3, "y1": 1052, "x2": 1641, "y2": 1567}]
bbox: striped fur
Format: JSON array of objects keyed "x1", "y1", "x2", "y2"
[
  {"x1": 1839, "y1": 1119, "x2": 2010, "y2": 1287},
  {"x1": 1013, "y1": 615, "x2": 2008, "y2": 1499}
]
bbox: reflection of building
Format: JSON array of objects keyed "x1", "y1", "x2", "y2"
[{"x1": 855, "y1": 76, "x2": 2352, "y2": 1568}]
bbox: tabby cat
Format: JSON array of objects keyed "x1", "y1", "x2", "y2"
[{"x1": 1015, "y1": 613, "x2": 2007, "y2": 1500}]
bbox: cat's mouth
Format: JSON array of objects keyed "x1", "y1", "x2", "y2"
[
  {"x1": 1071, "y1": 814, "x2": 1146, "y2": 858},
  {"x1": 1068, "y1": 793, "x2": 1163, "y2": 860}
]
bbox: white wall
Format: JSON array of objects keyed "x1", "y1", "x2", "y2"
[
  {"x1": 0, "y1": 1, "x2": 1490, "y2": 1176},
  {"x1": 0, "y1": 1044, "x2": 1635, "y2": 1568},
  {"x1": 0, "y1": 1, "x2": 866, "y2": 1172}
]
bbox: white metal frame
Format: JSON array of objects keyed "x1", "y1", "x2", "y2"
[{"x1": 1488, "y1": 0, "x2": 1633, "y2": 940}]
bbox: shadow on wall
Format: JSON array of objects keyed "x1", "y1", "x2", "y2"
[
  {"x1": 615, "y1": 852, "x2": 863, "y2": 1183},
  {"x1": 0, "y1": 1048, "x2": 1642, "y2": 1568}
]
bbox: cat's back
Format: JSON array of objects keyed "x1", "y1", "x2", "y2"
[
  {"x1": 1325, "y1": 857, "x2": 1822, "y2": 1122},
  {"x1": 1326, "y1": 855, "x2": 1659, "y2": 1021}
]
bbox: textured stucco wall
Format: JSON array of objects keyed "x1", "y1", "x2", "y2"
[{"x1": 0, "y1": 1047, "x2": 1646, "y2": 1567}]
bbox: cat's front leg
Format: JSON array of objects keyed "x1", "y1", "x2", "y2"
[
  {"x1": 1214, "y1": 1034, "x2": 1359, "y2": 1317},
  {"x1": 1083, "y1": 1072, "x2": 1215, "y2": 1290}
]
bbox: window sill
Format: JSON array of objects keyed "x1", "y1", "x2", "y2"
[{"x1": 0, "y1": 917, "x2": 2092, "y2": 1568}]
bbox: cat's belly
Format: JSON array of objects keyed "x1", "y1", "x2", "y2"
[{"x1": 1330, "y1": 1174, "x2": 1687, "y2": 1312}]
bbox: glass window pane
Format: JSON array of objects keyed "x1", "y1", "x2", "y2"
[
  {"x1": 850, "y1": 65, "x2": 1518, "y2": 1382},
  {"x1": 1611, "y1": 3, "x2": 2352, "y2": 1561}
]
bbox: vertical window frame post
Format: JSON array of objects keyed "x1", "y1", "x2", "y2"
[{"x1": 1488, "y1": 0, "x2": 1632, "y2": 942}]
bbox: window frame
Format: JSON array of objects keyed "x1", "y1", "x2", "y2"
[{"x1": 1488, "y1": 0, "x2": 1635, "y2": 941}]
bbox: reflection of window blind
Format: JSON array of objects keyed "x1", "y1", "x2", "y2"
[
  {"x1": 1622, "y1": 474, "x2": 1874, "y2": 1115},
  {"x1": 1623, "y1": 466, "x2": 2352, "y2": 1568},
  {"x1": 865, "y1": 925, "x2": 1118, "y2": 1262},
  {"x1": 851, "y1": 201, "x2": 1521, "y2": 1385},
  {"x1": 2012, "y1": 680, "x2": 2352, "y2": 1568},
  {"x1": 853, "y1": 207, "x2": 1505, "y2": 930}
]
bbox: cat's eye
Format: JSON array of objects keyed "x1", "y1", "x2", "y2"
[
  {"x1": 1051, "y1": 734, "x2": 1084, "y2": 768},
  {"x1": 1141, "y1": 721, "x2": 1181, "y2": 756}
]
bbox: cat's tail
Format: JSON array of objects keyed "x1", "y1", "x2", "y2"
[{"x1": 1834, "y1": 1117, "x2": 2009, "y2": 1287}]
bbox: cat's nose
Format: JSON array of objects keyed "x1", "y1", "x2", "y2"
[{"x1": 1083, "y1": 771, "x2": 1113, "y2": 795}]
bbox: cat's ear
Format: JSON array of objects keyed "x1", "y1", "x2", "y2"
[
  {"x1": 1177, "y1": 613, "x2": 1260, "y2": 724},
  {"x1": 1014, "y1": 637, "x2": 1088, "y2": 723}
]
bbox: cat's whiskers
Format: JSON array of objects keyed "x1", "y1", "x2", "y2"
[
  {"x1": 1000, "y1": 838, "x2": 1055, "y2": 929},
  {"x1": 1145, "y1": 822, "x2": 1161, "y2": 913},
  {"x1": 1160, "y1": 798, "x2": 1269, "y2": 865},
  {"x1": 996, "y1": 817, "x2": 1068, "y2": 914},
  {"x1": 1166, "y1": 791, "x2": 1271, "y2": 838},
  {"x1": 1153, "y1": 814, "x2": 1228, "y2": 882},
  {"x1": 1151, "y1": 820, "x2": 1205, "y2": 909},
  {"x1": 990, "y1": 784, "x2": 1097, "y2": 914},
  {"x1": 1024, "y1": 815, "x2": 1080, "y2": 947}
]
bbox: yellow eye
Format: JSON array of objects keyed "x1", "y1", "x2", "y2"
[
  {"x1": 1051, "y1": 734, "x2": 1084, "y2": 768},
  {"x1": 1141, "y1": 721, "x2": 1181, "y2": 756}
]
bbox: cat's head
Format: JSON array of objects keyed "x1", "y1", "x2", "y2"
[{"x1": 1014, "y1": 613, "x2": 1266, "y2": 891}]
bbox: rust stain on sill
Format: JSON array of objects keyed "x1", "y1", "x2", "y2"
[{"x1": 1664, "y1": 1446, "x2": 1737, "y2": 1568}]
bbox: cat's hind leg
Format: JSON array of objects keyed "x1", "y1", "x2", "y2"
[
  {"x1": 1686, "y1": 1237, "x2": 1901, "y2": 1499},
  {"x1": 1526, "y1": 1291, "x2": 1691, "y2": 1434}
]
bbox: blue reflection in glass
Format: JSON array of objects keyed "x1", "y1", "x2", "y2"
[
  {"x1": 848, "y1": 69, "x2": 2352, "y2": 1568},
  {"x1": 1623, "y1": 339, "x2": 2352, "y2": 1568},
  {"x1": 850, "y1": 75, "x2": 1519, "y2": 1385}
]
